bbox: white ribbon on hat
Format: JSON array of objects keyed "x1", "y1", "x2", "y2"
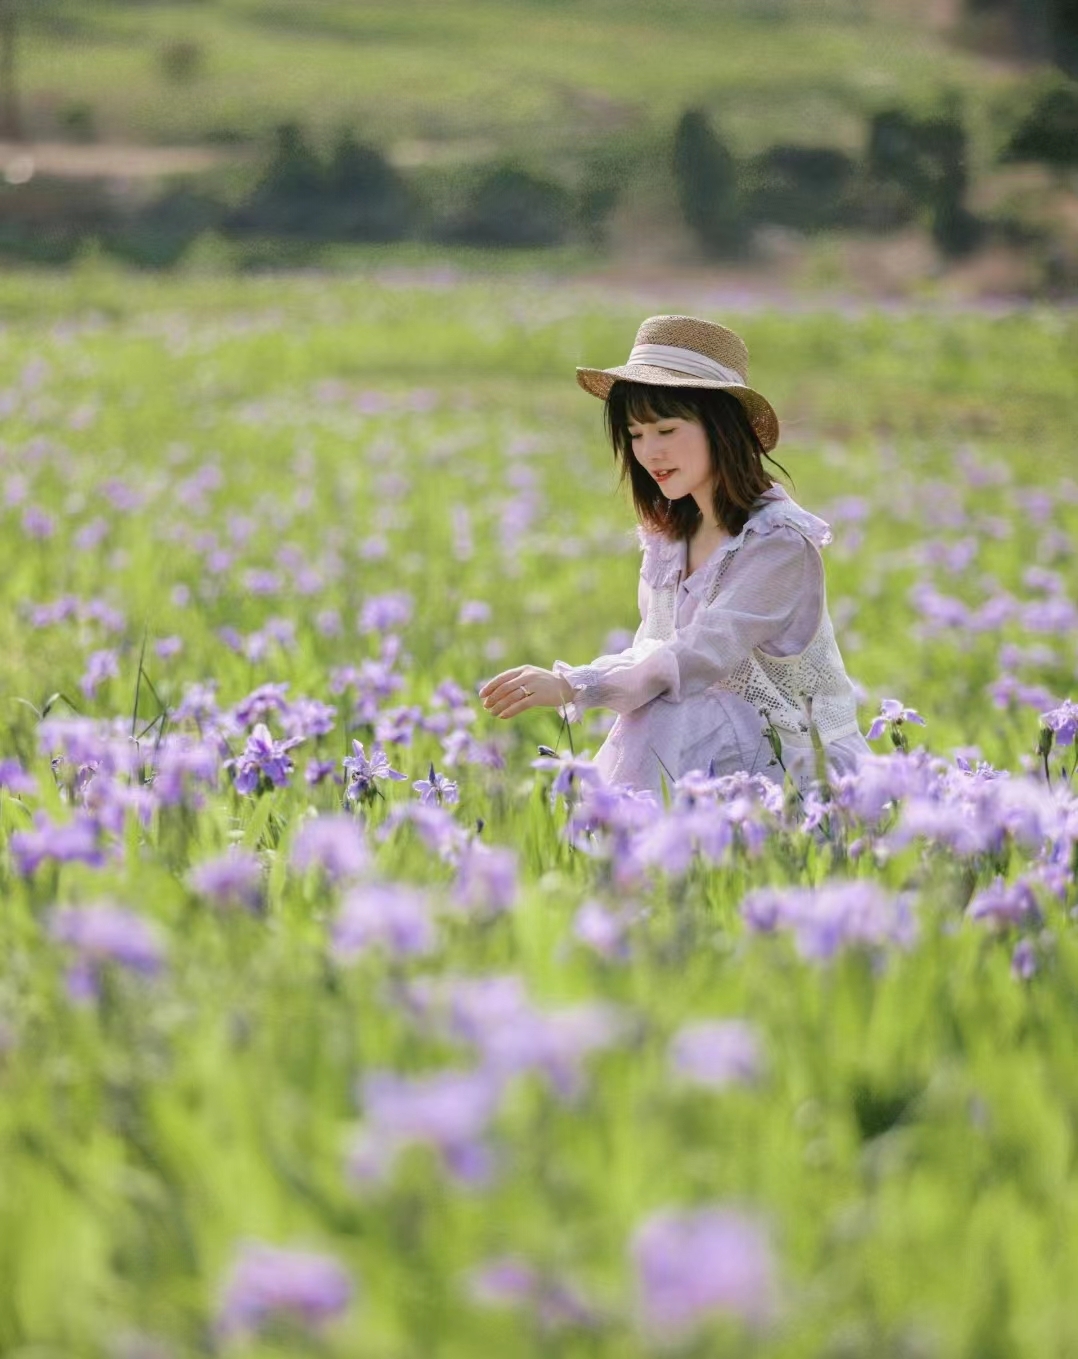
[{"x1": 626, "y1": 343, "x2": 745, "y2": 385}]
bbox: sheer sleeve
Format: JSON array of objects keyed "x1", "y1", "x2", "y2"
[{"x1": 554, "y1": 527, "x2": 822, "y2": 721}]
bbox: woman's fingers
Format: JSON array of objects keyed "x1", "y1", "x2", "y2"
[
  {"x1": 486, "y1": 684, "x2": 530, "y2": 717},
  {"x1": 491, "y1": 689, "x2": 533, "y2": 719},
  {"x1": 478, "y1": 666, "x2": 524, "y2": 700},
  {"x1": 483, "y1": 673, "x2": 538, "y2": 717},
  {"x1": 481, "y1": 673, "x2": 530, "y2": 712}
]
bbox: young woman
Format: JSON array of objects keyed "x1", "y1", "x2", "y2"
[{"x1": 479, "y1": 314, "x2": 870, "y2": 797}]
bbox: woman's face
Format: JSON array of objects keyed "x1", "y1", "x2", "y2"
[{"x1": 627, "y1": 411, "x2": 714, "y2": 505}]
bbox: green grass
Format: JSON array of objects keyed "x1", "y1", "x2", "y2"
[
  {"x1": 0, "y1": 261, "x2": 1075, "y2": 1356},
  {"x1": 26, "y1": 0, "x2": 1025, "y2": 169}
]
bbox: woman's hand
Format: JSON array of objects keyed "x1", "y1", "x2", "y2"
[{"x1": 479, "y1": 666, "x2": 574, "y2": 720}]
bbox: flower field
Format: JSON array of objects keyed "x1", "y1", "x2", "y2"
[{"x1": 1, "y1": 264, "x2": 1077, "y2": 1358}]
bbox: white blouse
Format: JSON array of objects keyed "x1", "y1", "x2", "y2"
[{"x1": 552, "y1": 487, "x2": 869, "y2": 795}]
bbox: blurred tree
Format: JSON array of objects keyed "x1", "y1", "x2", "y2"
[
  {"x1": 159, "y1": 38, "x2": 204, "y2": 85},
  {"x1": 963, "y1": 0, "x2": 1078, "y2": 76},
  {"x1": 324, "y1": 130, "x2": 415, "y2": 241},
  {"x1": 230, "y1": 122, "x2": 327, "y2": 237},
  {"x1": 436, "y1": 163, "x2": 572, "y2": 247},
  {"x1": 866, "y1": 97, "x2": 982, "y2": 255},
  {"x1": 743, "y1": 145, "x2": 857, "y2": 231},
  {"x1": 574, "y1": 142, "x2": 625, "y2": 248},
  {"x1": 1001, "y1": 78, "x2": 1078, "y2": 168},
  {"x1": 104, "y1": 182, "x2": 223, "y2": 268},
  {"x1": 672, "y1": 107, "x2": 745, "y2": 257}
]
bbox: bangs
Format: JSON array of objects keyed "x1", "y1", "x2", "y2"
[{"x1": 609, "y1": 381, "x2": 703, "y2": 433}]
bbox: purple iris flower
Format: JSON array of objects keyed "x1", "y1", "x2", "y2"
[
  {"x1": 172, "y1": 680, "x2": 221, "y2": 729},
  {"x1": 227, "y1": 723, "x2": 303, "y2": 796},
  {"x1": 465, "y1": 1256, "x2": 600, "y2": 1332},
  {"x1": 405, "y1": 973, "x2": 531, "y2": 1044},
  {"x1": 316, "y1": 608, "x2": 343, "y2": 637},
  {"x1": 29, "y1": 594, "x2": 79, "y2": 628},
  {"x1": 1040, "y1": 698, "x2": 1078, "y2": 748},
  {"x1": 531, "y1": 752, "x2": 603, "y2": 803},
  {"x1": 631, "y1": 1206, "x2": 777, "y2": 1337},
  {"x1": 441, "y1": 729, "x2": 505, "y2": 770},
  {"x1": 281, "y1": 698, "x2": 337, "y2": 741},
  {"x1": 80, "y1": 775, "x2": 155, "y2": 835},
  {"x1": 154, "y1": 635, "x2": 183, "y2": 660},
  {"x1": 966, "y1": 876, "x2": 1041, "y2": 930},
  {"x1": 22, "y1": 505, "x2": 55, "y2": 539},
  {"x1": 332, "y1": 884, "x2": 437, "y2": 961},
  {"x1": 187, "y1": 849, "x2": 265, "y2": 914},
  {"x1": 668, "y1": 1019, "x2": 765, "y2": 1090},
  {"x1": 887, "y1": 798, "x2": 994, "y2": 857},
  {"x1": 474, "y1": 999, "x2": 627, "y2": 1102},
  {"x1": 458, "y1": 600, "x2": 491, "y2": 625},
  {"x1": 571, "y1": 899, "x2": 634, "y2": 961},
  {"x1": 49, "y1": 904, "x2": 165, "y2": 1003},
  {"x1": 330, "y1": 656, "x2": 403, "y2": 708},
  {"x1": 291, "y1": 814, "x2": 369, "y2": 883},
  {"x1": 305, "y1": 757, "x2": 339, "y2": 786},
  {"x1": 1011, "y1": 938, "x2": 1038, "y2": 981},
  {"x1": 349, "y1": 1067, "x2": 502, "y2": 1186},
  {"x1": 216, "y1": 1242, "x2": 353, "y2": 1340},
  {"x1": 990, "y1": 675, "x2": 1058, "y2": 713},
  {"x1": 565, "y1": 783, "x2": 660, "y2": 874},
  {"x1": 401, "y1": 973, "x2": 625, "y2": 1102},
  {"x1": 628, "y1": 807, "x2": 737, "y2": 878},
  {"x1": 867, "y1": 698, "x2": 927, "y2": 742},
  {"x1": 357, "y1": 591, "x2": 413, "y2": 634},
  {"x1": 0, "y1": 758, "x2": 37, "y2": 796},
  {"x1": 831, "y1": 749, "x2": 939, "y2": 824},
  {"x1": 374, "y1": 705, "x2": 424, "y2": 748},
  {"x1": 150, "y1": 737, "x2": 221, "y2": 809},
  {"x1": 232, "y1": 682, "x2": 291, "y2": 729},
  {"x1": 742, "y1": 881, "x2": 917, "y2": 961},
  {"x1": 342, "y1": 740, "x2": 406, "y2": 804},
  {"x1": 413, "y1": 762, "x2": 459, "y2": 807},
  {"x1": 37, "y1": 717, "x2": 142, "y2": 796},
  {"x1": 431, "y1": 677, "x2": 472, "y2": 711},
  {"x1": 466, "y1": 1257, "x2": 536, "y2": 1307},
  {"x1": 452, "y1": 841, "x2": 518, "y2": 917},
  {"x1": 79, "y1": 648, "x2": 119, "y2": 700},
  {"x1": 379, "y1": 803, "x2": 467, "y2": 861},
  {"x1": 10, "y1": 812, "x2": 107, "y2": 876}
]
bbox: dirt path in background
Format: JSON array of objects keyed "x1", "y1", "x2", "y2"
[{"x1": 0, "y1": 142, "x2": 246, "y2": 180}]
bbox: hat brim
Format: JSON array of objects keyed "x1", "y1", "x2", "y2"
[{"x1": 576, "y1": 363, "x2": 780, "y2": 454}]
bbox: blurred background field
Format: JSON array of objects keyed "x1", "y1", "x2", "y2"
[{"x1": 0, "y1": 0, "x2": 1076, "y2": 296}]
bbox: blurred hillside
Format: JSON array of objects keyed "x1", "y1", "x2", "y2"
[{"x1": 0, "y1": 0, "x2": 1076, "y2": 294}]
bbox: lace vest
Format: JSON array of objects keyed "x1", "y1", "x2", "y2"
[{"x1": 636, "y1": 491, "x2": 862, "y2": 748}]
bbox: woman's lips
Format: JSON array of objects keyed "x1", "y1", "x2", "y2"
[{"x1": 653, "y1": 469, "x2": 676, "y2": 483}]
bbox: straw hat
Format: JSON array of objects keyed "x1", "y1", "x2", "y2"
[{"x1": 576, "y1": 314, "x2": 780, "y2": 453}]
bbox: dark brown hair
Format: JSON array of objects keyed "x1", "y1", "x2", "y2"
[{"x1": 603, "y1": 380, "x2": 791, "y2": 540}]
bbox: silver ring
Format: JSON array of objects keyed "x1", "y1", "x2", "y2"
[{"x1": 520, "y1": 685, "x2": 532, "y2": 698}]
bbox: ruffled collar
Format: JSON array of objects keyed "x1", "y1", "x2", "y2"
[{"x1": 637, "y1": 486, "x2": 832, "y2": 597}]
